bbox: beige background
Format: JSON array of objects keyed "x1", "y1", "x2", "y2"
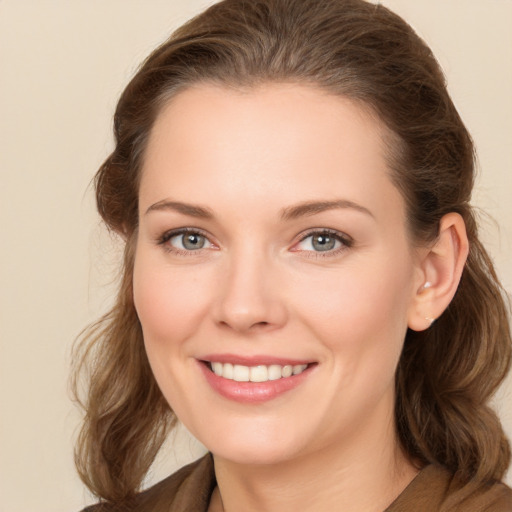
[{"x1": 0, "y1": 1, "x2": 511, "y2": 510}]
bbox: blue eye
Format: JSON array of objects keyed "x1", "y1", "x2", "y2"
[
  {"x1": 171, "y1": 232, "x2": 207, "y2": 250},
  {"x1": 295, "y1": 231, "x2": 351, "y2": 253},
  {"x1": 160, "y1": 229, "x2": 213, "y2": 252}
]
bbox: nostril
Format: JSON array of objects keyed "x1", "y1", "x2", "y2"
[
  {"x1": 252, "y1": 321, "x2": 270, "y2": 328},
  {"x1": 218, "y1": 319, "x2": 271, "y2": 332},
  {"x1": 214, "y1": 296, "x2": 288, "y2": 332}
]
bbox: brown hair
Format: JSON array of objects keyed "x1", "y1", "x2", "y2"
[{"x1": 72, "y1": 0, "x2": 511, "y2": 504}]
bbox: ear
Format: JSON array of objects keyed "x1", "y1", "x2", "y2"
[{"x1": 407, "y1": 213, "x2": 469, "y2": 332}]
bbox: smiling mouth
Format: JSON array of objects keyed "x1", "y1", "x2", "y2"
[{"x1": 205, "y1": 362, "x2": 310, "y2": 382}]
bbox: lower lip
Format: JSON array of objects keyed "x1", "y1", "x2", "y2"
[{"x1": 198, "y1": 362, "x2": 315, "y2": 403}]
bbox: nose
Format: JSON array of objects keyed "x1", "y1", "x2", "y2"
[{"x1": 213, "y1": 249, "x2": 288, "y2": 334}]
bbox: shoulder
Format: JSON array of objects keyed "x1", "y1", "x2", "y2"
[
  {"x1": 80, "y1": 453, "x2": 215, "y2": 512},
  {"x1": 388, "y1": 465, "x2": 512, "y2": 512}
]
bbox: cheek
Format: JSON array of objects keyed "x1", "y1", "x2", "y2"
[
  {"x1": 132, "y1": 251, "x2": 210, "y2": 345},
  {"x1": 290, "y1": 254, "x2": 414, "y2": 366}
]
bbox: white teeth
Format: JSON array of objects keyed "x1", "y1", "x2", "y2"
[
  {"x1": 233, "y1": 364, "x2": 250, "y2": 382},
  {"x1": 293, "y1": 364, "x2": 305, "y2": 375},
  {"x1": 282, "y1": 365, "x2": 293, "y2": 378},
  {"x1": 268, "y1": 365, "x2": 282, "y2": 381},
  {"x1": 212, "y1": 362, "x2": 223, "y2": 376},
  {"x1": 209, "y1": 362, "x2": 308, "y2": 382},
  {"x1": 250, "y1": 365, "x2": 268, "y2": 382},
  {"x1": 223, "y1": 363, "x2": 234, "y2": 379}
]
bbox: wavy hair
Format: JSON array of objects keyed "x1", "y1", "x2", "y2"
[{"x1": 72, "y1": 0, "x2": 511, "y2": 503}]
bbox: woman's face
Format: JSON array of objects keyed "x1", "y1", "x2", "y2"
[{"x1": 134, "y1": 83, "x2": 424, "y2": 465}]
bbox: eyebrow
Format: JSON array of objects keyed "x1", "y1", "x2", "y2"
[
  {"x1": 145, "y1": 200, "x2": 214, "y2": 218},
  {"x1": 280, "y1": 200, "x2": 374, "y2": 220},
  {"x1": 145, "y1": 198, "x2": 374, "y2": 221}
]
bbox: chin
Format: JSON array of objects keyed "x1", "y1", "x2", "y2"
[
  {"x1": 195, "y1": 418, "x2": 312, "y2": 466},
  {"x1": 211, "y1": 442, "x2": 298, "y2": 466}
]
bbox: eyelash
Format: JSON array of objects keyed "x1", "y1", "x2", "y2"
[
  {"x1": 157, "y1": 228, "x2": 353, "y2": 258},
  {"x1": 157, "y1": 227, "x2": 215, "y2": 256},
  {"x1": 293, "y1": 229, "x2": 353, "y2": 258}
]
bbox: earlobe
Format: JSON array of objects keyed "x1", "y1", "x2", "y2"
[{"x1": 408, "y1": 213, "x2": 469, "y2": 332}]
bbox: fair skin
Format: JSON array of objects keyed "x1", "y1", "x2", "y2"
[{"x1": 133, "y1": 83, "x2": 468, "y2": 512}]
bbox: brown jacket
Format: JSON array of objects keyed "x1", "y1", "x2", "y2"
[{"x1": 83, "y1": 454, "x2": 512, "y2": 511}]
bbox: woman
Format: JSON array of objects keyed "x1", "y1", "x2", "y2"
[{"x1": 74, "y1": 0, "x2": 512, "y2": 510}]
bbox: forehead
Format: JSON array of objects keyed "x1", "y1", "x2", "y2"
[
  {"x1": 147, "y1": 82, "x2": 386, "y2": 157},
  {"x1": 140, "y1": 83, "x2": 405, "y2": 228}
]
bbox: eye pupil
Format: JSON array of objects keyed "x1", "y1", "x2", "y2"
[
  {"x1": 312, "y1": 234, "x2": 335, "y2": 251},
  {"x1": 182, "y1": 233, "x2": 205, "y2": 250}
]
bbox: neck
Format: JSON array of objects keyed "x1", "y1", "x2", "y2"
[{"x1": 210, "y1": 418, "x2": 419, "y2": 512}]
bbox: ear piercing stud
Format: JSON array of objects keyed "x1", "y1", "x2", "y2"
[{"x1": 421, "y1": 282, "x2": 435, "y2": 326}]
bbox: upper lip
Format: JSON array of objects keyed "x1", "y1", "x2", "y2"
[{"x1": 199, "y1": 354, "x2": 314, "y2": 366}]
